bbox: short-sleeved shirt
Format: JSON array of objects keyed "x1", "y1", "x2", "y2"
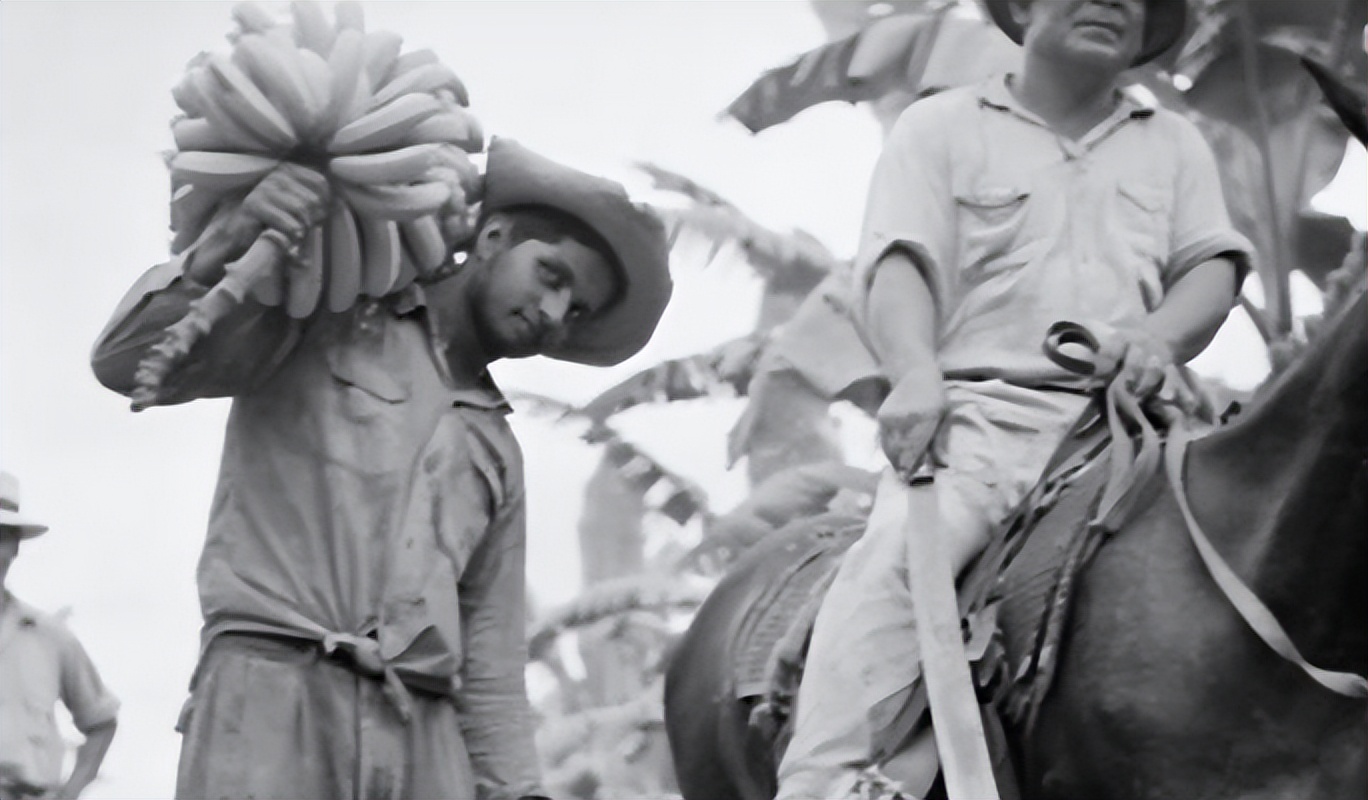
[
  {"x1": 0, "y1": 594, "x2": 120, "y2": 788},
  {"x1": 854, "y1": 74, "x2": 1255, "y2": 388}
]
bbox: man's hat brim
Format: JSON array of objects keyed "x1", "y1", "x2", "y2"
[
  {"x1": 982, "y1": 0, "x2": 1186, "y2": 67},
  {"x1": 482, "y1": 137, "x2": 673, "y2": 367},
  {"x1": 0, "y1": 511, "x2": 48, "y2": 539}
]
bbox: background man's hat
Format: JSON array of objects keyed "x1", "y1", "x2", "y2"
[
  {"x1": 0, "y1": 471, "x2": 48, "y2": 539},
  {"x1": 982, "y1": 0, "x2": 1187, "y2": 67},
  {"x1": 481, "y1": 137, "x2": 673, "y2": 367}
]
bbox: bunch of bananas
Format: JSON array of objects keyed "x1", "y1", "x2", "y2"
[{"x1": 135, "y1": 0, "x2": 483, "y2": 409}]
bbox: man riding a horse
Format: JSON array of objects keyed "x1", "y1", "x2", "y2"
[{"x1": 775, "y1": 1, "x2": 1255, "y2": 797}]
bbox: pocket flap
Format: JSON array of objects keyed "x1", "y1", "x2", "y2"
[
  {"x1": 326, "y1": 346, "x2": 409, "y2": 403},
  {"x1": 956, "y1": 187, "x2": 1029, "y2": 209}
]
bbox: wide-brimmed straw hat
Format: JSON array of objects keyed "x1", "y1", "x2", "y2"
[
  {"x1": 982, "y1": 0, "x2": 1187, "y2": 67},
  {"x1": 481, "y1": 137, "x2": 673, "y2": 367},
  {"x1": 0, "y1": 471, "x2": 48, "y2": 539}
]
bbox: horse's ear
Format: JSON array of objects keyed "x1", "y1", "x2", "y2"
[{"x1": 1301, "y1": 55, "x2": 1368, "y2": 145}]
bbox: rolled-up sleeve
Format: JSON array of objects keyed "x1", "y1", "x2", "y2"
[
  {"x1": 90, "y1": 262, "x2": 301, "y2": 405},
  {"x1": 456, "y1": 445, "x2": 542, "y2": 799},
  {"x1": 1165, "y1": 115, "x2": 1257, "y2": 288},
  {"x1": 852, "y1": 96, "x2": 957, "y2": 325},
  {"x1": 56, "y1": 627, "x2": 120, "y2": 734}
]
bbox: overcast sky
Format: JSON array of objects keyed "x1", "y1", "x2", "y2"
[{"x1": 1, "y1": 2, "x2": 1362, "y2": 797}]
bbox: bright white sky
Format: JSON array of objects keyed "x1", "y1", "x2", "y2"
[{"x1": 0, "y1": 2, "x2": 1362, "y2": 797}]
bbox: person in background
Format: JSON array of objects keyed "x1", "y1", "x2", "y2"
[{"x1": 0, "y1": 471, "x2": 119, "y2": 800}]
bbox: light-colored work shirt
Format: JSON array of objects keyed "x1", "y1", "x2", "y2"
[
  {"x1": 90, "y1": 264, "x2": 540, "y2": 797},
  {"x1": 0, "y1": 594, "x2": 119, "y2": 788},
  {"x1": 854, "y1": 73, "x2": 1255, "y2": 388}
]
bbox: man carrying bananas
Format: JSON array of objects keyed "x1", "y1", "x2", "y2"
[
  {"x1": 774, "y1": 1, "x2": 1255, "y2": 798},
  {"x1": 90, "y1": 138, "x2": 671, "y2": 800}
]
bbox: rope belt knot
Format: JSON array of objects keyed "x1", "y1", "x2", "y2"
[{"x1": 321, "y1": 632, "x2": 416, "y2": 723}]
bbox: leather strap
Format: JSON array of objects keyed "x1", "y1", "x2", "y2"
[{"x1": 1165, "y1": 427, "x2": 1368, "y2": 700}]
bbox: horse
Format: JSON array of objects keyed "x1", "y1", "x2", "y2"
[{"x1": 663, "y1": 280, "x2": 1367, "y2": 800}]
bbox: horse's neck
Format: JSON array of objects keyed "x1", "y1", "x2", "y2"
[{"x1": 1186, "y1": 287, "x2": 1368, "y2": 670}]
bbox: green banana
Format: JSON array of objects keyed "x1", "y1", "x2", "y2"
[
  {"x1": 367, "y1": 62, "x2": 469, "y2": 112},
  {"x1": 401, "y1": 215, "x2": 449, "y2": 275},
  {"x1": 323, "y1": 29, "x2": 368, "y2": 134},
  {"x1": 328, "y1": 92, "x2": 443, "y2": 154},
  {"x1": 250, "y1": 253, "x2": 287, "y2": 306},
  {"x1": 204, "y1": 53, "x2": 298, "y2": 149},
  {"x1": 359, "y1": 215, "x2": 402, "y2": 297},
  {"x1": 290, "y1": 0, "x2": 335, "y2": 57},
  {"x1": 171, "y1": 68, "x2": 208, "y2": 118},
  {"x1": 393, "y1": 239, "x2": 418, "y2": 294},
  {"x1": 172, "y1": 116, "x2": 266, "y2": 152},
  {"x1": 339, "y1": 180, "x2": 450, "y2": 222},
  {"x1": 329, "y1": 142, "x2": 443, "y2": 185},
  {"x1": 189, "y1": 65, "x2": 273, "y2": 151},
  {"x1": 286, "y1": 224, "x2": 326, "y2": 318},
  {"x1": 232, "y1": 34, "x2": 320, "y2": 141},
  {"x1": 334, "y1": 0, "x2": 365, "y2": 33},
  {"x1": 326, "y1": 202, "x2": 363, "y2": 312},
  {"x1": 401, "y1": 108, "x2": 484, "y2": 152},
  {"x1": 390, "y1": 48, "x2": 439, "y2": 78},
  {"x1": 170, "y1": 150, "x2": 280, "y2": 190},
  {"x1": 361, "y1": 30, "x2": 404, "y2": 87},
  {"x1": 231, "y1": 1, "x2": 278, "y2": 35}
]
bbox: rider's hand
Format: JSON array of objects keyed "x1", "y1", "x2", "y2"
[
  {"x1": 1098, "y1": 326, "x2": 1174, "y2": 400},
  {"x1": 876, "y1": 364, "x2": 946, "y2": 478},
  {"x1": 186, "y1": 163, "x2": 331, "y2": 286}
]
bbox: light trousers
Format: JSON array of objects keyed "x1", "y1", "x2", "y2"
[{"x1": 775, "y1": 381, "x2": 1088, "y2": 799}]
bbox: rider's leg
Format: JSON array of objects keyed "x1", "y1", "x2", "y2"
[{"x1": 775, "y1": 383, "x2": 1088, "y2": 799}]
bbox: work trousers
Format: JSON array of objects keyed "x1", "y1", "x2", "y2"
[
  {"x1": 775, "y1": 381, "x2": 1088, "y2": 799},
  {"x1": 175, "y1": 634, "x2": 476, "y2": 800}
]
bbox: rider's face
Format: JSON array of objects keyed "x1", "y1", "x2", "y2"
[{"x1": 1015, "y1": 0, "x2": 1146, "y2": 72}]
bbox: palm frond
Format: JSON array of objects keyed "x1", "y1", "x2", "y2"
[
  {"x1": 577, "y1": 332, "x2": 768, "y2": 425},
  {"x1": 528, "y1": 575, "x2": 708, "y2": 661}
]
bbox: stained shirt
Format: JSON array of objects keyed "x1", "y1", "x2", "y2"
[
  {"x1": 90, "y1": 263, "x2": 541, "y2": 798},
  {"x1": 0, "y1": 594, "x2": 120, "y2": 788},
  {"x1": 853, "y1": 74, "x2": 1255, "y2": 388}
]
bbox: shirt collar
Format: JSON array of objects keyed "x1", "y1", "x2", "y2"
[
  {"x1": 1, "y1": 591, "x2": 38, "y2": 628},
  {"x1": 396, "y1": 284, "x2": 513, "y2": 414},
  {"x1": 976, "y1": 72, "x2": 1156, "y2": 129}
]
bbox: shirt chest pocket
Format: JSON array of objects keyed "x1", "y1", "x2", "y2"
[
  {"x1": 1115, "y1": 183, "x2": 1170, "y2": 266},
  {"x1": 955, "y1": 187, "x2": 1032, "y2": 277},
  {"x1": 315, "y1": 330, "x2": 413, "y2": 473}
]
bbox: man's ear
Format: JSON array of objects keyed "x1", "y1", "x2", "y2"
[
  {"x1": 1007, "y1": 0, "x2": 1032, "y2": 30},
  {"x1": 473, "y1": 213, "x2": 511, "y2": 261}
]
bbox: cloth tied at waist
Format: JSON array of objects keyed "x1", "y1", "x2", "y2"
[{"x1": 320, "y1": 631, "x2": 415, "y2": 724}]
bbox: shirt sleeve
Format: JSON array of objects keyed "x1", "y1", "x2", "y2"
[
  {"x1": 89, "y1": 261, "x2": 303, "y2": 405},
  {"x1": 55, "y1": 627, "x2": 120, "y2": 734},
  {"x1": 1165, "y1": 113, "x2": 1257, "y2": 288},
  {"x1": 851, "y1": 95, "x2": 958, "y2": 328},
  {"x1": 456, "y1": 434, "x2": 543, "y2": 800}
]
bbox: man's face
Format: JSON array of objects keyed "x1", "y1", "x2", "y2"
[
  {"x1": 469, "y1": 225, "x2": 619, "y2": 360},
  {"x1": 1016, "y1": 0, "x2": 1146, "y2": 72},
  {"x1": 0, "y1": 529, "x2": 20, "y2": 588}
]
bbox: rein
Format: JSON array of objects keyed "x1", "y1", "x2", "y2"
[{"x1": 1044, "y1": 322, "x2": 1368, "y2": 701}]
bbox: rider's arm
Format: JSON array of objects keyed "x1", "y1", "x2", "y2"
[
  {"x1": 1141, "y1": 255, "x2": 1239, "y2": 364},
  {"x1": 867, "y1": 249, "x2": 945, "y2": 474}
]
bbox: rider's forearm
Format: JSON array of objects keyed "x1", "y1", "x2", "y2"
[
  {"x1": 865, "y1": 249, "x2": 940, "y2": 382},
  {"x1": 1142, "y1": 256, "x2": 1239, "y2": 364},
  {"x1": 58, "y1": 719, "x2": 116, "y2": 799}
]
